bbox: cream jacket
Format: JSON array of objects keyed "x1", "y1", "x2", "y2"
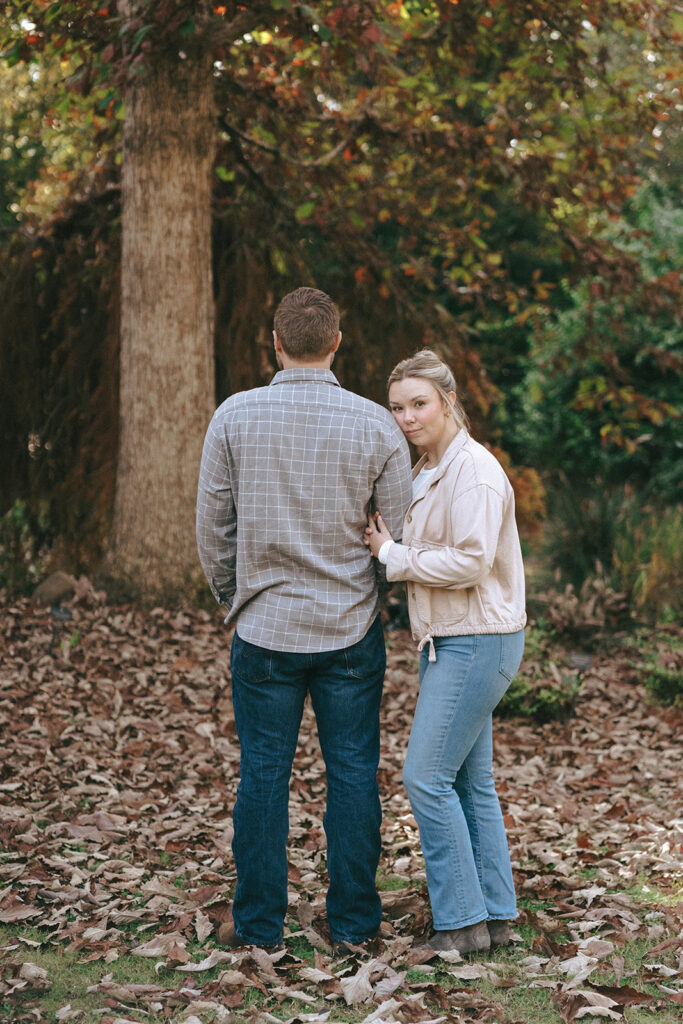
[{"x1": 385, "y1": 430, "x2": 526, "y2": 658}]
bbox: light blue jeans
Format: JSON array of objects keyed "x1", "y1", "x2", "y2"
[{"x1": 402, "y1": 631, "x2": 524, "y2": 930}]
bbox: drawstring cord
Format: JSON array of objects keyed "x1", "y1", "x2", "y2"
[{"x1": 417, "y1": 634, "x2": 437, "y2": 662}]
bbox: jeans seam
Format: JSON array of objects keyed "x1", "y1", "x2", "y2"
[
  {"x1": 460, "y1": 760, "x2": 484, "y2": 886},
  {"x1": 413, "y1": 632, "x2": 515, "y2": 930},
  {"x1": 424, "y1": 639, "x2": 476, "y2": 926}
]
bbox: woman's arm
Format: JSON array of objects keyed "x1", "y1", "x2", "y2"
[{"x1": 385, "y1": 484, "x2": 506, "y2": 589}]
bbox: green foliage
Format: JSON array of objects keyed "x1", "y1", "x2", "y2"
[
  {"x1": 643, "y1": 664, "x2": 683, "y2": 708},
  {"x1": 507, "y1": 181, "x2": 682, "y2": 596},
  {"x1": 0, "y1": 499, "x2": 49, "y2": 594},
  {"x1": 498, "y1": 671, "x2": 581, "y2": 723},
  {"x1": 537, "y1": 486, "x2": 627, "y2": 588},
  {"x1": 613, "y1": 502, "x2": 682, "y2": 620},
  {"x1": 497, "y1": 626, "x2": 582, "y2": 722},
  {"x1": 512, "y1": 181, "x2": 682, "y2": 504},
  {"x1": 526, "y1": 489, "x2": 681, "y2": 622},
  {"x1": 0, "y1": 34, "x2": 120, "y2": 228},
  {"x1": 623, "y1": 625, "x2": 683, "y2": 709}
]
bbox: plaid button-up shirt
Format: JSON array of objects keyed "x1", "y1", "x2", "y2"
[{"x1": 196, "y1": 368, "x2": 413, "y2": 653}]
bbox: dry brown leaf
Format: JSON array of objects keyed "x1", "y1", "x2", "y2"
[
  {"x1": 175, "y1": 949, "x2": 235, "y2": 972},
  {"x1": 339, "y1": 960, "x2": 376, "y2": 1005},
  {"x1": 130, "y1": 931, "x2": 189, "y2": 961}
]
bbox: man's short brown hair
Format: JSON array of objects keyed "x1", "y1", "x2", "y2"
[{"x1": 273, "y1": 287, "x2": 340, "y2": 359}]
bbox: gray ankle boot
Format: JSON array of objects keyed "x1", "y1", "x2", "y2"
[
  {"x1": 487, "y1": 920, "x2": 513, "y2": 946},
  {"x1": 428, "y1": 920, "x2": 491, "y2": 954}
]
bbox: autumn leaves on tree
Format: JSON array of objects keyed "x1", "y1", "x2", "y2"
[{"x1": 0, "y1": 1, "x2": 680, "y2": 597}]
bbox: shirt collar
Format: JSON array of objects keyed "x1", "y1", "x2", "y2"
[{"x1": 269, "y1": 368, "x2": 341, "y2": 388}]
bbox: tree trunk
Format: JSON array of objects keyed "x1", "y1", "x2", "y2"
[{"x1": 107, "y1": 47, "x2": 215, "y2": 597}]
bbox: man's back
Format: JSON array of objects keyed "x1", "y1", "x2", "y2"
[
  {"x1": 197, "y1": 287, "x2": 412, "y2": 949},
  {"x1": 196, "y1": 367, "x2": 412, "y2": 652}
]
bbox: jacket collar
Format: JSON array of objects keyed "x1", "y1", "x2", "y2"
[
  {"x1": 269, "y1": 368, "x2": 340, "y2": 387},
  {"x1": 410, "y1": 429, "x2": 469, "y2": 501},
  {"x1": 412, "y1": 429, "x2": 468, "y2": 479}
]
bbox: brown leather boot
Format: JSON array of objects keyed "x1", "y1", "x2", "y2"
[
  {"x1": 428, "y1": 920, "x2": 490, "y2": 954},
  {"x1": 216, "y1": 921, "x2": 281, "y2": 951},
  {"x1": 216, "y1": 921, "x2": 245, "y2": 948},
  {"x1": 487, "y1": 920, "x2": 513, "y2": 946}
]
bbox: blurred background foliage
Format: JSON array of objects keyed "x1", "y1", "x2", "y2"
[{"x1": 0, "y1": 0, "x2": 680, "y2": 625}]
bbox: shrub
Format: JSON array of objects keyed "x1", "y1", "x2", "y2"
[
  {"x1": 625, "y1": 626, "x2": 683, "y2": 709},
  {"x1": 530, "y1": 570, "x2": 630, "y2": 636},
  {"x1": 497, "y1": 626, "x2": 584, "y2": 722},
  {"x1": 506, "y1": 182, "x2": 682, "y2": 600},
  {"x1": 528, "y1": 490, "x2": 681, "y2": 624},
  {"x1": 613, "y1": 503, "x2": 682, "y2": 621},
  {"x1": 643, "y1": 665, "x2": 683, "y2": 708},
  {"x1": 498, "y1": 670, "x2": 581, "y2": 723}
]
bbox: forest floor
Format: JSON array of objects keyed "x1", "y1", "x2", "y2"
[{"x1": 0, "y1": 594, "x2": 681, "y2": 1024}]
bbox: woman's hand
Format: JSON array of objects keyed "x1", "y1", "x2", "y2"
[{"x1": 364, "y1": 512, "x2": 394, "y2": 559}]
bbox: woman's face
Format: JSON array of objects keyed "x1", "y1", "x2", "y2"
[{"x1": 388, "y1": 377, "x2": 456, "y2": 449}]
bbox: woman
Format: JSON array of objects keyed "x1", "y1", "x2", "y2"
[{"x1": 364, "y1": 349, "x2": 526, "y2": 955}]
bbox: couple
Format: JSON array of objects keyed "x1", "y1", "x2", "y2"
[{"x1": 196, "y1": 287, "x2": 526, "y2": 956}]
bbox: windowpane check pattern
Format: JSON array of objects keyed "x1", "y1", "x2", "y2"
[{"x1": 196, "y1": 369, "x2": 413, "y2": 653}]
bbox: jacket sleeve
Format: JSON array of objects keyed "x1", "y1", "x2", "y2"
[
  {"x1": 385, "y1": 483, "x2": 505, "y2": 588},
  {"x1": 372, "y1": 427, "x2": 413, "y2": 542},
  {"x1": 196, "y1": 417, "x2": 237, "y2": 608}
]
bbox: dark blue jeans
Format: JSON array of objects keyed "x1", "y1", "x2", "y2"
[{"x1": 229, "y1": 615, "x2": 386, "y2": 945}]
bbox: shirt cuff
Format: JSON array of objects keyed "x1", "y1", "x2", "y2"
[{"x1": 378, "y1": 539, "x2": 394, "y2": 564}]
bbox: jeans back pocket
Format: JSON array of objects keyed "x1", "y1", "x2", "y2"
[{"x1": 499, "y1": 630, "x2": 525, "y2": 682}]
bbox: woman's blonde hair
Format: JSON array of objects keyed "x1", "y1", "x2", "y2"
[{"x1": 387, "y1": 349, "x2": 469, "y2": 431}]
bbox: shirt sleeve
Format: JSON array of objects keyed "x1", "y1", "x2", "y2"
[
  {"x1": 385, "y1": 483, "x2": 505, "y2": 588},
  {"x1": 372, "y1": 425, "x2": 413, "y2": 543},
  {"x1": 196, "y1": 416, "x2": 237, "y2": 607},
  {"x1": 378, "y1": 539, "x2": 394, "y2": 564}
]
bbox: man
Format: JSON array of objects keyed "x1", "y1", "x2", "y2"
[{"x1": 196, "y1": 287, "x2": 412, "y2": 948}]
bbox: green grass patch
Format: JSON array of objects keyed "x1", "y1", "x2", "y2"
[
  {"x1": 0, "y1": 928, "x2": 189, "y2": 1023},
  {"x1": 613, "y1": 875, "x2": 682, "y2": 906},
  {"x1": 283, "y1": 929, "x2": 316, "y2": 964},
  {"x1": 2, "y1": 921, "x2": 681, "y2": 1024},
  {"x1": 376, "y1": 869, "x2": 411, "y2": 892},
  {"x1": 494, "y1": 981, "x2": 565, "y2": 1024}
]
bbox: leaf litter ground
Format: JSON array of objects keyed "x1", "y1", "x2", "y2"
[{"x1": 0, "y1": 596, "x2": 681, "y2": 1024}]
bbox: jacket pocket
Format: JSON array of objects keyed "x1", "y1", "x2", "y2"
[{"x1": 416, "y1": 584, "x2": 470, "y2": 626}]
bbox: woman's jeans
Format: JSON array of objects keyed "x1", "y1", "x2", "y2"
[
  {"x1": 229, "y1": 616, "x2": 386, "y2": 946},
  {"x1": 403, "y1": 630, "x2": 524, "y2": 931}
]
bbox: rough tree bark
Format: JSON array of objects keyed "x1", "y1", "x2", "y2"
[{"x1": 107, "y1": 44, "x2": 216, "y2": 597}]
